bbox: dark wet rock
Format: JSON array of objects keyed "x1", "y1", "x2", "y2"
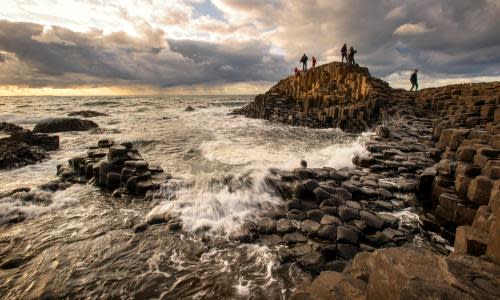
[
  {"x1": 335, "y1": 188, "x2": 352, "y2": 201},
  {"x1": 276, "y1": 219, "x2": 295, "y2": 233},
  {"x1": 294, "y1": 167, "x2": 316, "y2": 179},
  {"x1": 297, "y1": 252, "x2": 324, "y2": 272},
  {"x1": 337, "y1": 243, "x2": 359, "y2": 260},
  {"x1": 330, "y1": 170, "x2": 349, "y2": 181},
  {"x1": 68, "y1": 110, "x2": 108, "y2": 117},
  {"x1": 300, "y1": 219, "x2": 321, "y2": 235},
  {"x1": 345, "y1": 200, "x2": 361, "y2": 210},
  {"x1": 360, "y1": 210, "x2": 385, "y2": 230},
  {"x1": 377, "y1": 213, "x2": 400, "y2": 228},
  {"x1": 261, "y1": 234, "x2": 283, "y2": 245},
  {"x1": 283, "y1": 231, "x2": 308, "y2": 244},
  {"x1": 376, "y1": 188, "x2": 393, "y2": 199},
  {"x1": 365, "y1": 231, "x2": 391, "y2": 247},
  {"x1": 320, "y1": 214, "x2": 342, "y2": 226},
  {"x1": 0, "y1": 123, "x2": 59, "y2": 170},
  {"x1": 184, "y1": 105, "x2": 195, "y2": 111},
  {"x1": 33, "y1": 117, "x2": 98, "y2": 133},
  {"x1": 313, "y1": 187, "x2": 333, "y2": 202},
  {"x1": 338, "y1": 205, "x2": 360, "y2": 221},
  {"x1": 54, "y1": 139, "x2": 165, "y2": 197},
  {"x1": 286, "y1": 199, "x2": 303, "y2": 210},
  {"x1": 319, "y1": 202, "x2": 338, "y2": 215},
  {"x1": 337, "y1": 226, "x2": 360, "y2": 244},
  {"x1": 289, "y1": 243, "x2": 313, "y2": 257},
  {"x1": 302, "y1": 200, "x2": 319, "y2": 210},
  {"x1": 306, "y1": 209, "x2": 325, "y2": 222},
  {"x1": 288, "y1": 209, "x2": 307, "y2": 221},
  {"x1": 317, "y1": 225, "x2": 337, "y2": 241}
]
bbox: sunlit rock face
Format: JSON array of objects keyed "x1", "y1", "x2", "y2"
[{"x1": 233, "y1": 62, "x2": 416, "y2": 132}]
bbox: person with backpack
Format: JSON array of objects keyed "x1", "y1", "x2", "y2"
[
  {"x1": 348, "y1": 47, "x2": 357, "y2": 65},
  {"x1": 341, "y1": 44, "x2": 348, "y2": 63},
  {"x1": 410, "y1": 69, "x2": 419, "y2": 91},
  {"x1": 312, "y1": 56, "x2": 317, "y2": 68},
  {"x1": 300, "y1": 54, "x2": 308, "y2": 71}
]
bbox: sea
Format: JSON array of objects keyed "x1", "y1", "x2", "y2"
[{"x1": 0, "y1": 95, "x2": 370, "y2": 299}]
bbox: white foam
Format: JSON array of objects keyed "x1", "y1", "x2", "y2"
[
  {"x1": 149, "y1": 171, "x2": 283, "y2": 234},
  {"x1": 0, "y1": 186, "x2": 82, "y2": 224}
]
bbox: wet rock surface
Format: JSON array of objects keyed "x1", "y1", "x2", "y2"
[
  {"x1": 235, "y1": 64, "x2": 500, "y2": 298},
  {"x1": 0, "y1": 122, "x2": 59, "y2": 170},
  {"x1": 54, "y1": 139, "x2": 167, "y2": 197},
  {"x1": 33, "y1": 117, "x2": 99, "y2": 133}
]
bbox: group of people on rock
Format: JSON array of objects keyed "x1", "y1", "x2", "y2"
[
  {"x1": 341, "y1": 43, "x2": 357, "y2": 65},
  {"x1": 294, "y1": 44, "x2": 419, "y2": 92}
]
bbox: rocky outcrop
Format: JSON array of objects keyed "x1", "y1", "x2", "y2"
[
  {"x1": 413, "y1": 82, "x2": 500, "y2": 264},
  {"x1": 33, "y1": 117, "x2": 99, "y2": 133},
  {"x1": 235, "y1": 62, "x2": 500, "y2": 296},
  {"x1": 233, "y1": 62, "x2": 415, "y2": 132},
  {"x1": 55, "y1": 139, "x2": 166, "y2": 197},
  {"x1": 0, "y1": 122, "x2": 59, "y2": 169},
  {"x1": 292, "y1": 247, "x2": 500, "y2": 299}
]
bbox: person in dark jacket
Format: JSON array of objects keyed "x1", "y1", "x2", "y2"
[
  {"x1": 300, "y1": 54, "x2": 308, "y2": 71},
  {"x1": 312, "y1": 56, "x2": 317, "y2": 68},
  {"x1": 341, "y1": 44, "x2": 348, "y2": 62},
  {"x1": 410, "y1": 69, "x2": 419, "y2": 91},
  {"x1": 348, "y1": 47, "x2": 357, "y2": 64}
]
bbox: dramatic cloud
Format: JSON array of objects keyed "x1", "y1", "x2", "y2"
[{"x1": 0, "y1": 0, "x2": 499, "y2": 94}]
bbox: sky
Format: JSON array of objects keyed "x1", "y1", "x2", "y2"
[{"x1": 0, "y1": 0, "x2": 499, "y2": 95}]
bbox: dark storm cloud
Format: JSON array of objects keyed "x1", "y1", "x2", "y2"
[
  {"x1": 254, "y1": 0, "x2": 500, "y2": 81},
  {"x1": 1, "y1": 0, "x2": 500, "y2": 90},
  {"x1": 0, "y1": 20, "x2": 289, "y2": 88}
]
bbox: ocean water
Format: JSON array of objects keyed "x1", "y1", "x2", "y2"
[{"x1": 0, "y1": 95, "x2": 368, "y2": 299}]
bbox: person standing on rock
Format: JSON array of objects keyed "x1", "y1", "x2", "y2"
[
  {"x1": 348, "y1": 47, "x2": 357, "y2": 65},
  {"x1": 312, "y1": 56, "x2": 317, "y2": 68},
  {"x1": 410, "y1": 69, "x2": 419, "y2": 91},
  {"x1": 341, "y1": 44, "x2": 348, "y2": 62},
  {"x1": 300, "y1": 54, "x2": 308, "y2": 71}
]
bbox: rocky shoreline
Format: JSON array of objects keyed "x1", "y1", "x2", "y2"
[
  {"x1": 1, "y1": 64, "x2": 499, "y2": 298},
  {"x1": 234, "y1": 62, "x2": 500, "y2": 298}
]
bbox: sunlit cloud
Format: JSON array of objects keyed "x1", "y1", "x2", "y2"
[{"x1": 0, "y1": 0, "x2": 499, "y2": 95}]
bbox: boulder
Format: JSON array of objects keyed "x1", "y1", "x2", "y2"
[{"x1": 33, "y1": 118, "x2": 98, "y2": 133}]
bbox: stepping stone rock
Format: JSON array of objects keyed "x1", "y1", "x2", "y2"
[
  {"x1": 317, "y1": 225, "x2": 337, "y2": 241},
  {"x1": 288, "y1": 209, "x2": 307, "y2": 221},
  {"x1": 307, "y1": 209, "x2": 325, "y2": 222},
  {"x1": 301, "y1": 219, "x2": 321, "y2": 235},
  {"x1": 337, "y1": 226, "x2": 359, "y2": 244},
  {"x1": 283, "y1": 231, "x2": 308, "y2": 244},
  {"x1": 276, "y1": 219, "x2": 295, "y2": 233},
  {"x1": 360, "y1": 210, "x2": 385, "y2": 229},
  {"x1": 320, "y1": 214, "x2": 342, "y2": 226},
  {"x1": 338, "y1": 205, "x2": 360, "y2": 221}
]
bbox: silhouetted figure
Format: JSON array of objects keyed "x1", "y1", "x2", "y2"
[
  {"x1": 312, "y1": 56, "x2": 317, "y2": 68},
  {"x1": 341, "y1": 44, "x2": 348, "y2": 63},
  {"x1": 300, "y1": 54, "x2": 308, "y2": 71},
  {"x1": 348, "y1": 47, "x2": 357, "y2": 65},
  {"x1": 410, "y1": 69, "x2": 419, "y2": 91},
  {"x1": 294, "y1": 67, "x2": 300, "y2": 76}
]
